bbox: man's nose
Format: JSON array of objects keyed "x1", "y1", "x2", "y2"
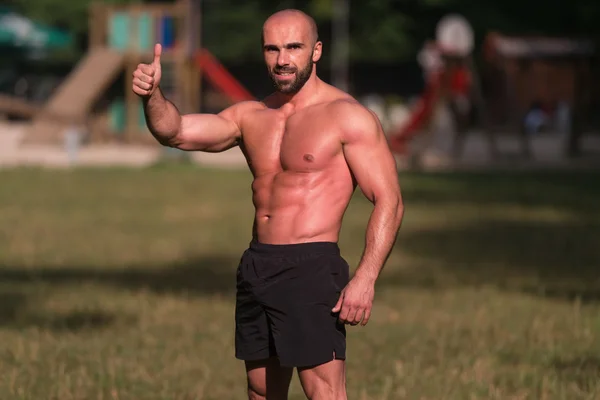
[{"x1": 277, "y1": 50, "x2": 290, "y2": 66}]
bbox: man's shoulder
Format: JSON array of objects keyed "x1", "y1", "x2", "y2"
[
  {"x1": 230, "y1": 100, "x2": 267, "y2": 113},
  {"x1": 325, "y1": 97, "x2": 382, "y2": 139},
  {"x1": 327, "y1": 96, "x2": 364, "y2": 112},
  {"x1": 325, "y1": 96, "x2": 378, "y2": 121},
  {"x1": 219, "y1": 100, "x2": 267, "y2": 126}
]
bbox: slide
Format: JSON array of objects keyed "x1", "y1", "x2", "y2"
[
  {"x1": 29, "y1": 47, "x2": 125, "y2": 139},
  {"x1": 194, "y1": 49, "x2": 255, "y2": 103},
  {"x1": 387, "y1": 71, "x2": 443, "y2": 154}
]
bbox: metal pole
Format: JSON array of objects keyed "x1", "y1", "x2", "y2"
[
  {"x1": 184, "y1": 0, "x2": 202, "y2": 58},
  {"x1": 332, "y1": 0, "x2": 349, "y2": 92}
]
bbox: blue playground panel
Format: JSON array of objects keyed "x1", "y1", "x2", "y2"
[
  {"x1": 139, "y1": 102, "x2": 149, "y2": 133},
  {"x1": 108, "y1": 12, "x2": 176, "y2": 51},
  {"x1": 159, "y1": 16, "x2": 175, "y2": 48},
  {"x1": 137, "y1": 13, "x2": 153, "y2": 52},
  {"x1": 108, "y1": 100, "x2": 149, "y2": 134},
  {"x1": 108, "y1": 12, "x2": 129, "y2": 50},
  {"x1": 109, "y1": 98, "x2": 125, "y2": 134}
]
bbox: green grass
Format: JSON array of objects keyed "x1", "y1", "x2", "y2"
[{"x1": 0, "y1": 164, "x2": 599, "y2": 399}]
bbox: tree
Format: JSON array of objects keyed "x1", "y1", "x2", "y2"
[{"x1": 9, "y1": 0, "x2": 139, "y2": 42}]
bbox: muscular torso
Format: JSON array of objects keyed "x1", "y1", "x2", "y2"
[{"x1": 238, "y1": 95, "x2": 356, "y2": 244}]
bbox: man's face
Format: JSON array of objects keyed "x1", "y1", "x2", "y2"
[{"x1": 262, "y1": 18, "x2": 320, "y2": 94}]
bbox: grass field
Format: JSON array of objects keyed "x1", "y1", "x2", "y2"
[{"x1": 0, "y1": 165, "x2": 599, "y2": 400}]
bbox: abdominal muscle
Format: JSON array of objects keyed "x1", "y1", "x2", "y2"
[{"x1": 251, "y1": 168, "x2": 354, "y2": 244}]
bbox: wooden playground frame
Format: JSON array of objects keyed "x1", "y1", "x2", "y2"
[
  {"x1": 0, "y1": 0, "x2": 205, "y2": 145},
  {"x1": 4, "y1": 0, "x2": 257, "y2": 146},
  {"x1": 87, "y1": 0, "x2": 202, "y2": 143}
]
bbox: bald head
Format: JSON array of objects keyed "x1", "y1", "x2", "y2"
[
  {"x1": 262, "y1": 9, "x2": 319, "y2": 46},
  {"x1": 262, "y1": 9, "x2": 323, "y2": 95}
]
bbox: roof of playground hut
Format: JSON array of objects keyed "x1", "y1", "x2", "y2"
[{"x1": 484, "y1": 32, "x2": 595, "y2": 59}]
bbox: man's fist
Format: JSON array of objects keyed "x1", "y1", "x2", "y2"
[{"x1": 132, "y1": 43, "x2": 162, "y2": 98}]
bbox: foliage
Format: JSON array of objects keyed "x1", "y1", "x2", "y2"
[
  {"x1": 8, "y1": 0, "x2": 140, "y2": 41},
  {"x1": 6, "y1": 0, "x2": 600, "y2": 63},
  {"x1": 200, "y1": 0, "x2": 267, "y2": 62}
]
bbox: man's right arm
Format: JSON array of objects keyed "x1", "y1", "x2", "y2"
[
  {"x1": 134, "y1": 43, "x2": 248, "y2": 152},
  {"x1": 143, "y1": 88, "x2": 247, "y2": 152}
]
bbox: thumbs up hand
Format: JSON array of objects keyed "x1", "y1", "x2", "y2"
[{"x1": 132, "y1": 43, "x2": 162, "y2": 98}]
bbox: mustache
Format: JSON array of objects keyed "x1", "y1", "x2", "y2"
[{"x1": 273, "y1": 67, "x2": 296, "y2": 74}]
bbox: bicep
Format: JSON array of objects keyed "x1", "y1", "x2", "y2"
[
  {"x1": 342, "y1": 114, "x2": 400, "y2": 203},
  {"x1": 173, "y1": 105, "x2": 243, "y2": 152}
]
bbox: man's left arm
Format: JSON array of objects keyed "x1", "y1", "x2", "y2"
[{"x1": 331, "y1": 102, "x2": 404, "y2": 326}]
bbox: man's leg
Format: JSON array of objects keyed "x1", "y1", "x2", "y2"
[
  {"x1": 245, "y1": 357, "x2": 294, "y2": 400},
  {"x1": 297, "y1": 357, "x2": 346, "y2": 400}
]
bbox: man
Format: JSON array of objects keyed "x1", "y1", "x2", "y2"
[{"x1": 133, "y1": 9, "x2": 404, "y2": 400}]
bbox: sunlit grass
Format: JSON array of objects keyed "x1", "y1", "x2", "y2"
[{"x1": 0, "y1": 165, "x2": 599, "y2": 399}]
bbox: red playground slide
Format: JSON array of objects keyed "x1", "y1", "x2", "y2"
[
  {"x1": 194, "y1": 49, "x2": 256, "y2": 103},
  {"x1": 387, "y1": 71, "x2": 443, "y2": 155}
]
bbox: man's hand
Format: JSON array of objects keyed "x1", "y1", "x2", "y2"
[
  {"x1": 132, "y1": 43, "x2": 162, "y2": 98},
  {"x1": 332, "y1": 275, "x2": 375, "y2": 326}
]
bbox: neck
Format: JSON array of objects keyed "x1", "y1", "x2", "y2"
[{"x1": 276, "y1": 70, "x2": 321, "y2": 109}]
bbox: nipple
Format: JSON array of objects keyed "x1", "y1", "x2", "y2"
[{"x1": 303, "y1": 154, "x2": 314, "y2": 162}]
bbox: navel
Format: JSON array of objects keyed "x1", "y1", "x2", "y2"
[{"x1": 303, "y1": 154, "x2": 314, "y2": 162}]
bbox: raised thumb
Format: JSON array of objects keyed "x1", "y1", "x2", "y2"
[{"x1": 153, "y1": 43, "x2": 162, "y2": 66}]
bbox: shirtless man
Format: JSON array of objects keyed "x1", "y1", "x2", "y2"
[{"x1": 133, "y1": 9, "x2": 404, "y2": 400}]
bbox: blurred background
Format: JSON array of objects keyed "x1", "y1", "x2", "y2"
[
  {"x1": 1, "y1": 1, "x2": 600, "y2": 399},
  {"x1": 2, "y1": 0, "x2": 600, "y2": 167}
]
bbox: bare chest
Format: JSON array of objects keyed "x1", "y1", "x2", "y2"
[{"x1": 241, "y1": 109, "x2": 342, "y2": 173}]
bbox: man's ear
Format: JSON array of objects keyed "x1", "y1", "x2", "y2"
[{"x1": 312, "y1": 41, "x2": 323, "y2": 62}]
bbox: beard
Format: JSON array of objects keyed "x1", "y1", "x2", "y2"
[{"x1": 268, "y1": 58, "x2": 314, "y2": 94}]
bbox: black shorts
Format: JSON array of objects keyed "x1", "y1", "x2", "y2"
[{"x1": 234, "y1": 240, "x2": 350, "y2": 368}]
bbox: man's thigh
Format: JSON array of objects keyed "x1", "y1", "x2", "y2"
[
  {"x1": 235, "y1": 249, "x2": 276, "y2": 361},
  {"x1": 262, "y1": 253, "x2": 350, "y2": 368},
  {"x1": 297, "y1": 358, "x2": 347, "y2": 400},
  {"x1": 245, "y1": 357, "x2": 293, "y2": 400}
]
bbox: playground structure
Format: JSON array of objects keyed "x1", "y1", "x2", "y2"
[
  {"x1": 386, "y1": 16, "x2": 598, "y2": 160},
  {"x1": 18, "y1": 0, "x2": 255, "y2": 145},
  {"x1": 480, "y1": 32, "x2": 596, "y2": 157},
  {"x1": 387, "y1": 15, "x2": 480, "y2": 158},
  {"x1": 3, "y1": 7, "x2": 597, "y2": 160}
]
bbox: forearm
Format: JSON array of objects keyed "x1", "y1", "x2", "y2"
[
  {"x1": 354, "y1": 196, "x2": 404, "y2": 282},
  {"x1": 143, "y1": 88, "x2": 182, "y2": 145}
]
